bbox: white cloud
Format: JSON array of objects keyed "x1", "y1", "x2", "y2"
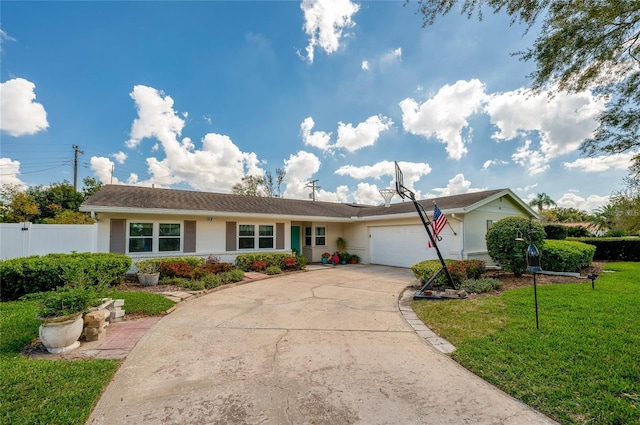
[
  {"x1": 121, "y1": 85, "x2": 263, "y2": 192},
  {"x1": 90, "y1": 156, "x2": 118, "y2": 184},
  {"x1": 282, "y1": 151, "x2": 322, "y2": 199},
  {"x1": 380, "y1": 47, "x2": 402, "y2": 64},
  {"x1": 0, "y1": 158, "x2": 26, "y2": 189},
  {"x1": 563, "y1": 151, "x2": 636, "y2": 172},
  {"x1": 317, "y1": 184, "x2": 350, "y2": 203},
  {"x1": 361, "y1": 60, "x2": 370, "y2": 71},
  {"x1": 399, "y1": 79, "x2": 487, "y2": 160},
  {"x1": 112, "y1": 151, "x2": 127, "y2": 164},
  {"x1": 0, "y1": 78, "x2": 49, "y2": 137},
  {"x1": 556, "y1": 192, "x2": 610, "y2": 212},
  {"x1": 300, "y1": 117, "x2": 332, "y2": 151},
  {"x1": 430, "y1": 173, "x2": 486, "y2": 197},
  {"x1": 300, "y1": 0, "x2": 360, "y2": 63},
  {"x1": 303, "y1": 115, "x2": 393, "y2": 153},
  {"x1": 336, "y1": 115, "x2": 393, "y2": 152},
  {"x1": 485, "y1": 87, "x2": 606, "y2": 174},
  {"x1": 511, "y1": 139, "x2": 549, "y2": 175},
  {"x1": 0, "y1": 29, "x2": 16, "y2": 52},
  {"x1": 335, "y1": 160, "x2": 431, "y2": 196},
  {"x1": 482, "y1": 159, "x2": 509, "y2": 170},
  {"x1": 353, "y1": 182, "x2": 385, "y2": 205}
]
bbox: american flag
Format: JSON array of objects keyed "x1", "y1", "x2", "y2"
[{"x1": 427, "y1": 204, "x2": 447, "y2": 248}]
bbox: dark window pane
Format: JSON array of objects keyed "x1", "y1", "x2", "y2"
[
  {"x1": 315, "y1": 237, "x2": 326, "y2": 246},
  {"x1": 129, "y1": 237, "x2": 152, "y2": 252},
  {"x1": 159, "y1": 238, "x2": 180, "y2": 252},
  {"x1": 159, "y1": 223, "x2": 180, "y2": 237},
  {"x1": 238, "y1": 238, "x2": 255, "y2": 249},
  {"x1": 259, "y1": 225, "x2": 273, "y2": 236},
  {"x1": 130, "y1": 223, "x2": 152, "y2": 237},
  {"x1": 239, "y1": 225, "x2": 254, "y2": 237},
  {"x1": 259, "y1": 238, "x2": 274, "y2": 249}
]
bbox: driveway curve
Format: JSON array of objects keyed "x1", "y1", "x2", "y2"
[{"x1": 88, "y1": 265, "x2": 556, "y2": 425}]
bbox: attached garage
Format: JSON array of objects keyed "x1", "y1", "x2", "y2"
[{"x1": 369, "y1": 225, "x2": 453, "y2": 268}]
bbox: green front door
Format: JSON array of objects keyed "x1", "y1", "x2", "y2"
[{"x1": 291, "y1": 226, "x2": 301, "y2": 253}]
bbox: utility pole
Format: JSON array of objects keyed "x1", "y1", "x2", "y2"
[
  {"x1": 72, "y1": 145, "x2": 84, "y2": 191},
  {"x1": 305, "y1": 179, "x2": 320, "y2": 201}
]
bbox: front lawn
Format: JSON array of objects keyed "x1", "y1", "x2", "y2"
[
  {"x1": 413, "y1": 262, "x2": 640, "y2": 425},
  {"x1": 0, "y1": 291, "x2": 175, "y2": 425}
]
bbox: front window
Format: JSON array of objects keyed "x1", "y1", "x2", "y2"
[
  {"x1": 128, "y1": 222, "x2": 181, "y2": 253},
  {"x1": 239, "y1": 225, "x2": 255, "y2": 249},
  {"x1": 159, "y1": 223, "x2": 181, "y2": 252},
  {"x1": 315, "y1": 227, "x2": 326, "y2": 246},
  {"x1": 259, "y1": 225, "x2": 274, "y2": 248},
  {"x1": 305, "y1": 227, "x2": 312, "y2": 246},
  {"x1": 129, "y1": 223, "x2": 153, "y2": 253}
]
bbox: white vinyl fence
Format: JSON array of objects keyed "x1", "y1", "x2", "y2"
[{"x1": 0, "y1": 223, "x2": 98, "y2": 260}]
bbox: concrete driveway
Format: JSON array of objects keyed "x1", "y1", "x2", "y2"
[{"x1": 88, "y1": 265, "x2": 556, "y2": 425}]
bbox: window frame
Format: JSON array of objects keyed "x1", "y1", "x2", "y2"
[
  {"x1": 314, "y1": 226, "x2": 326, "y2": 246},
  {"x1": 238, "y1": 223, "x2": 276, "y2": 250},
  {"x1": 127, "y1": 221, "x2": 183, "y2": 254}
]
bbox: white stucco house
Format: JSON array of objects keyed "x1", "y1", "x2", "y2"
[{"x1": 79, "y1": 185, "x2": 538, "y2": 268}]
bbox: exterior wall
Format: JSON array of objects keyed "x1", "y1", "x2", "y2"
[
  {"x1": 95, "y1": 213, "x2": 293, "y2": 263},
  {"x1": 463, "y1": 196, "x2": 531, "y2": 265},
  {"x1": 301, "y1": 221, "x2": 345, "y2": 262}
]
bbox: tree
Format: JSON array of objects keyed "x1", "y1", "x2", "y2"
[
  {"x1": 81, "y1": 177, "x2": 103, "y2": 199},
  {"x1": 231, "y1": 175, "x2": 265, "y2": 197},
  {"x1": 486, "y1": 216, "x2": 546, "y2": 277},
  {"x1": 549, "y1": 206, "x2": 591, "y2": 222},
  {"x1": 27, "y1": 181, "x2": 84, "y2": 221},
  {"x1": 529, "y1": 192, "x2": 556, "y2": 215},
  {"x1": 0, "y1": 185, "x2": 40, "y2": 223},
  {"x1": 41, "y1": 210, "x2": 94, "y2": 224},
  {"x1": 412, "y1": 0, "x2": 640, "y2": 177},
  {"x1": 232, "y1": 169, "x2": 287, "y2": 198},
  {"x1": 589, "y1": 204, "x2": 618, "y2": 235}
]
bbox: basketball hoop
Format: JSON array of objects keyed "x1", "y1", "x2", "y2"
[{"x1": 379, "y1": 188, "x2": 396, "y2": 207}]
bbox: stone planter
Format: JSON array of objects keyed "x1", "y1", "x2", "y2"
[
  {"x1": 138, "y1": 272, "x2": 160, "y2": 286},
  {"x1": 39, "y1": 312, "x2": 84, "y2": 354}
]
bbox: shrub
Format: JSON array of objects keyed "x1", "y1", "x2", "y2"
[
  {"x1": 280, "y1": 256, "x2": 297, "y2": 270},
  {"x1": 411, "y1": 259, "x2": 460, "y2": 287},
  {"x1": 0, "y1": 252, "x2": 131, "y2": 301},
  {"x1": 157, "y1": 257, "x2": 205, "y2": 279},
  {"x1": 486, "y1": 217, "x2": 546, "y2": 277},
  {"x1": 460, "y1": 278, "x2": 502, "y2": 294},
  {"x1": 544, "y1": 224, "x2": 568, "y2": 240},
  {"x1": 202, "y1": 262, "x2": 235, "y2": 274},
  {"x1": 265, "y1": 266, "x2": 282, "y2": 275},
  {"x1": 540, "y1": 240, "x2": 595, "y2": 272},
  {"x1": 459, "y1": 260, "x2": 485, "y2": 279},
  {"x1": 567, "y1": 226, "x2": 591, "y2": 237},
  {"x1": 604, "y1": 229, "x2": 631, "y2": 237},
  {"x1": 201, "y1": 273, "x2": 222, "y2": 289},
  {"x1": 235, "y1": 253, "x2": 306, "y2": 271},
  {"x1": 251, "y1": 260, "x2": 268, "y2": 271},
  {"x1": 295, "y1": 255, "x2": 308, "y2": 269}
]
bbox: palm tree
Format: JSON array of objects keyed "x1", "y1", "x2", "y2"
[
  {"x1": 589, "y1": 204, "x2": 617, "y2": 235},
  {"x1": 529, "y1": 193, "x2": 556, "y2": 215}
]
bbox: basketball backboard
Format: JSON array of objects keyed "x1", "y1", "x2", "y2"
[{"x1": 394, "y1": 161, "x2": 414, "y2": 200}]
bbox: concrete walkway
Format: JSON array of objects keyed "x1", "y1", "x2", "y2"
[{"x1": 87, "y1": 265, "x2": 557, "y2": 425}]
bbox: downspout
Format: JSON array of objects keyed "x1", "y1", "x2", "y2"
[{"x1": 451, "y1": 213, "x2": 464, "y2": 260}]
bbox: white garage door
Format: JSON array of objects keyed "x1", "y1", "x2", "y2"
[{"x1": 369, "y1": 225, "x2": 452, "y2": 268}]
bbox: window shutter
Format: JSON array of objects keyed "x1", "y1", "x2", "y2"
[
  {"x1": 110, "y1": 219, "x2": 126, "y2": 253},
  {"x1": 184, "y1": 220, "x2": 196, "y2": 253},
  {"x1": 276, "y1": 222, "x2": 285, "y2": 249},
  {"x1": 226, "y1": 221, "x2": 236, "y2": 251}
]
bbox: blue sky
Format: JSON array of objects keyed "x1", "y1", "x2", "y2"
[{"x1": 1, "y1": 1, "x2": 634, "y2": 211}]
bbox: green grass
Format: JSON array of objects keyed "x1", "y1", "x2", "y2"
[
  {"x1": 413, "y1": 262, "x2": 640, "y2": 424},
  {"x1": 0, "y1": 290, "x2": 175, "y2": 425}
]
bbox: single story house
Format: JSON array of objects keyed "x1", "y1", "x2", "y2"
[{"x1": 80, "y1": 185, "x2": 538, "y2": 268}]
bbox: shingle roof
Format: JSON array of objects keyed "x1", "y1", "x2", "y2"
[{"x1": 81, "y1": 185, "x2": 514, "y2": 219}]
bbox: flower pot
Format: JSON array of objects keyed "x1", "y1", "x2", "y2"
[
  {"x1": 138, "y1": 272, "x2": 160, "y2": 286},
  {"x1": 321, "y1": 258, "x2": 328, "y2": 264},
  {"x1": 39, "y1": 313, "x2": 84, "y2": 354}
]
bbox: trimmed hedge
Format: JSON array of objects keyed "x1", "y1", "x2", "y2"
[
  {"x1": 235, "y1": 253, "x2": 306, "y2": 272},
  {"x1": 540, "y1": 240, "x2": 595, "y2": 272},
  {"x1": 0, "y1": 253, "x2": 131, "y2": 301},
  {"x1": 411, "y1": 259, "x2": 486, "y2": 286},
  {"x1": 544, "y1": 224, "x2": 568, "y2": 240},
  {"x1": 573, "y1": 237, "x2": 640, "y2": 261}
]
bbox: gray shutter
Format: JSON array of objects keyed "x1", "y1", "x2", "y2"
[
  {"x1": 226, "y1": 221, "x2": 236, "y2": 251},
  {"x1": 184, "y1": 220, "x2": 196, "y2": 253},
  {"x1": 276, "y1": 223, "x2": 285, "y2": 249},
  {"x1": 110, "y1": 219, "x2": 126, "y2": 253}
]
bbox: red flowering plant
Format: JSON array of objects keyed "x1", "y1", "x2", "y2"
[
  {"x1": 281, "y1": 256, "x2": 297, "y2": 270},
  {"x1": 251, "y1": 260, "x2": 268, "y2": 271}
]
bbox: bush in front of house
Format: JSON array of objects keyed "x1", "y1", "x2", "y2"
[
  {"x1": 486, "y1": 216, "x2": 546, "y2": 277},
  {"x1": 265, "y1": 266, "x2": 282, "y2": 275},
  {"x1": 0, "y1": 252, "x2": 131, "y2": 301},
  {"x1": 544, "y1": 224, "x2": 568, "y2": 240},
  {"x1": 460, "y1": 278, "x2": 502, "y2": 294},
  {"x1": 411, "y1": 259, "x2": 486, "y2": 287},
  {"x1": 540, "y1": 240, "x2": 595, "y2": 272},
  {"x1": 235, "y1": 253, "x2": 306, "y2": 272}
]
